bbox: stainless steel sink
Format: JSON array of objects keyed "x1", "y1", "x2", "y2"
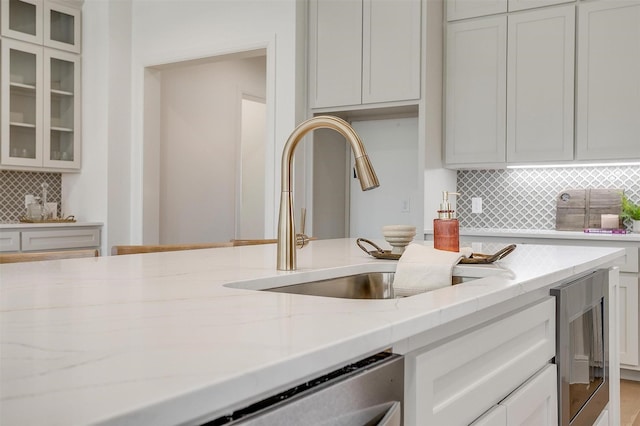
[{"x1": 263, "y1": 272, "x2": 473, "y2": 300}]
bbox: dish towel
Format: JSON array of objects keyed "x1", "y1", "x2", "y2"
[{"x1": 393, "y1": 243, "x2": 468, "y2": 297}]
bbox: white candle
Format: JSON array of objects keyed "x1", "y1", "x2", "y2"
[{"x1": 601, "y1": 214, "x2": 619, "y2": 229}]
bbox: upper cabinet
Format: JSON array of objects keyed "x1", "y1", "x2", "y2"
[
  {"x1": 308, "y1": 0, "x2": 421, "y2": 110},
  {"x1": 445, "y1": 5, "x2": 574, "y2": 167},
  {"x1": 576, "y1": 0, "x2": 640, "y2": 161},
  {"x1": 447, "y1": 0, "x2": 507, "y2": 20},
  {"x1": 444, "y1": 0, "x2": 640, "y2": 168},
  {"x1": 506, "y1": 5, "x2": 575, "y2": 163},
  {"x1": 445, "y1": 16, "x2": 507, "y2": 166},
  {"x1": 0, "y1": 0, "x2": 82, "y2": 172},
  {"x1": 1, "y1": 0, "x2": 81, "y2": 52},
  {"x1": 447, "y1": 0, "x2": 572, "y2": 20}
]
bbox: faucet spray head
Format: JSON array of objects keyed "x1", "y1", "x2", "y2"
[{"x1": 354, "y1": 155, "x2": 379, "y2": 191}]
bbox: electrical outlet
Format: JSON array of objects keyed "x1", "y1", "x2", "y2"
[{"x1": 472, "y1": 197, "x2": 482, "y2": 214}]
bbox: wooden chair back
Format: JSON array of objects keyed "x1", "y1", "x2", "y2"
[
  {"x1": 0, "y1": 249, "x2": 100, "y2": 264},
  {"x1": 111, "y1": 242, "x2": 234, "y2": 255}
]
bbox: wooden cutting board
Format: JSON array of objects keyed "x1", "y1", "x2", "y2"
[{"x1": 555, "y1": 189, "x2": 622, "y2": 230}]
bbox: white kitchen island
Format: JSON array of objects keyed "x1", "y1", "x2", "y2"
[{"x1": 0, "y1": 239, "x2": 625, "y2": 425}]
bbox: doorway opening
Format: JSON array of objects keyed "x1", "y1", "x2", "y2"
[{"x1": 143, "y1": 48, "x2": 269, "y2": 245}]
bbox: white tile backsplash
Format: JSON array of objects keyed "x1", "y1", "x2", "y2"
[{"x1": 457, "y1": 166, "x2": 640, "y2": 230}]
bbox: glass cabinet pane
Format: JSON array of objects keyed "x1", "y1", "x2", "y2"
[
  {"x1": 48, "y1": 56, "x2": 74, "y2": 161},
  {"x1": 1, "y1": 0, "x2": 43, "y2": 44},
  {"x1": 49, "y1": 9, "x2": 75, "y2": 45},
  {"x1": 9, "y1": 0, "x2": 37, "y2": 36},
  {"x1": 8, "y1": 48, "x2": 38, "y2": 160}
]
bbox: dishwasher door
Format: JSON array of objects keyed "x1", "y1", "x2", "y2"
[{"x1": 206, "y1": 352, "x2": 404, "y2": 426}]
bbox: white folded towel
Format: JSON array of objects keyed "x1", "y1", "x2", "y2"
[{"x1": 393, "y1": 243, "x2": 466, "y2": 297}]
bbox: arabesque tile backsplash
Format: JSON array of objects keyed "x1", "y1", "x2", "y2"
[
  {"x1": 457, "y1": 166, "x2": 640, "y2": 231},
  {"x1": 0, "y1": 171, "x2": 62, "y2": 223}
]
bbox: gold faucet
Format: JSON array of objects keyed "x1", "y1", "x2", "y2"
[{"x1": 277, "y1": 116, "x2": 380, "y2": 271}]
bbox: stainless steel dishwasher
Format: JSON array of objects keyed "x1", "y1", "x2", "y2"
[{"x1": 204, "y1": 352, "x2": 404, "y2": 426}]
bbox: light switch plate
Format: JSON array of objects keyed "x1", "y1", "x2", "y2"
[{"x1": 472, "y1": 197, "x2": 482, "y2": 214}]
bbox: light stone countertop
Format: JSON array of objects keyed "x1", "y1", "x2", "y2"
[
  {"x1": 0, "y1": 221, "x2": 103, "y2": 229},
  {"x1": 424, "y1": 227, "x2": 640, "y2": 243},
  {"x1": 0, "y1": 238, "x2": 625, "y2": 425}
]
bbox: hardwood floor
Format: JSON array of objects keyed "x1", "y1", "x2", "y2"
[{"x1": 621, "y1": 379, "x2": 640, "y2": 426}]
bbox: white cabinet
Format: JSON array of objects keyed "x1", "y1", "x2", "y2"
[
  {"x1": 403, "y1": 297, "x2": 555, "y2": 425},
  {"x1": 446, "y1": 0, "x2": 571, "y2": 20},
  {"x1": 619, "y1": 273, "x2": 639, "y2": 366},
  {"x1": 0, "y1": 225, "x2": 101, "y2": 252},
  {"x1": 445, "y1": 16, "x2": 507, "y2": 166},
  {"x1": 447, "y1": 0, "x2": 507, "y2": 21},
  {"x1": 1, "y1": 38, "x2": 81, "y2": 170},
  {"x1": 498, "y1": 363, "x2": 557, "y2": 426},
  {"x1": 448, "y1": 232, "x2": 640, "y2": 374},
  {"x1": 309, "y1": 0, "x2": 421, "y2": 109},
  {"x1": 506, "y1": 5, "x2": 574, "y2": 164},
  {"x1": 576, "y1": 0, "x2": 640, "y2": 161},
  {"x1": 445, "y1": 5, "x2": 575, "y2": 167},
  {"x1": 1, "y1": 0, "x2": 81, "y2": 53},
  {"x1": 0, "y1": 0, "x2": 81, "y2": 172},
  {"x1": 509, "y1": 0, "x2": 572, "y2": 12},
  {"x1": 472, "y1": 364, "x2": 558, "y2": 426},
  {"x1": 1, "y1": 0, "x2": 44, "y2": 44}
]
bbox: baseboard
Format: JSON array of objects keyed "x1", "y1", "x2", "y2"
[{"x1": 620, "y1": 368, "x2": 640, "y2": 381}]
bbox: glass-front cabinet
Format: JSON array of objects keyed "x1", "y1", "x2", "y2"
[
  {"x1": 0, "y1": 0, "x2": 81, "y2": 171},
  {"x1": 1, "y1": 0, "x2": 80, "y2": 52}
]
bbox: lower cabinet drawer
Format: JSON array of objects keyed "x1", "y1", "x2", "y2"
[
  {"x1": 21, "y1": 228, "x2": 101, "y2": 251},
  {"x1": 405, "y1": 298, "x2": 556, "y2": 425},
  {"x1": 0, "y1": 231, "x2": 20, "y2": 252}
]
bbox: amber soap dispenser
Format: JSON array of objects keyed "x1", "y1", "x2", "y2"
[{"x1": 434, "y1": 191, "x2": 460, "y2": 252}]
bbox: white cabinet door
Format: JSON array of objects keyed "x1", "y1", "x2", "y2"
[
  {"x1": 0, "y1": 38, "x2": 44, "y2": 168},
  {"x1": 21, "y1": 228, "x2": 101, "y2": 251},
  {"x1": 43, "y1": 1, "x2": 81, "y2": 53},
  {"x1": 0, "y1": 231, "x2": 21, "y2": 252},
  {"x1": 509, "y1": 0, "x2": 573, "y2": 12},
  {"x1": 0, "y1": 0, "x2": 44, "y2": 44},
  {"x1": 445, "y1": 16, "x2": 507, "y2": 166},
  {"x1": 309, "y1": 0, "x2": 421, "y2": 109},
  {"x1": 308, "y1": 0, "x2": 362, "y2": 108},
  {"x1": 576, "y1": 0, "x2": 640, "y2": 161},
  {"x1": 404, "y1": 298, "x2": 554, "y2": 425},
  {"x1": 619, "y1": 274, "x2": 639, "y2": 367},
  {"x1": 499, "y1": 363, "x2": 557, "y2": 426},
  {"x1": 470, "y1": 405, "x2": 507, "y2": 426},
  {"x1": 507, "y1": 5, "x2": 575, "y2": 164},
  {"x1": 362, "y1": 0, "x2": 421, "y2": 104},
  {"x1": 447, "y1": 0, "x2": 507, "y2": 21},
  {"x1": 1, "y1": 39, "x2": 81, "y2": 170},
  {"x1": 43, "y1": 47, "x2": 81, "y2": 169}
]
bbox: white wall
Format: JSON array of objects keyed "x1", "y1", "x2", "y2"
[
  {"x1": 67, "y1": 0, "x2": 303, "y2": 252},
  {"x1": 63, "y1": 0, "x2": 132, "y2": 254},
  {"x1": 350, "y1": 117, "x2": 421, "y2": 239},
  {"x1": 158, "y1": 57, "x2": 266, "y2": 244}
]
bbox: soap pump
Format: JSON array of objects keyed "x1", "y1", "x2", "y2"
[{"x1": 434, "y1": 191, "x2": 460, "y2": 252}]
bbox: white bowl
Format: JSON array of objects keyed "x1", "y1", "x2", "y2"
[{"x1": 382, "y1": 225, "x2": 417, "y2": 255}]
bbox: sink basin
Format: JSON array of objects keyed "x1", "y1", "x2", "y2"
[{"x1": 263, "y1": 272, "x2": 476, "y2": 300}]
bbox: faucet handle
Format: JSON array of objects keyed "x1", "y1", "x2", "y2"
[
  {"x1": 300, "y1": 207, "x2": 306, "y2": 235},
  {"x1": 296, "y1": 233, "x2": 310, "y2": 249}
]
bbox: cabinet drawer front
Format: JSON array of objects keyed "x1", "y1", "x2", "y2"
[
  {"x1": 499, "y1": 363, "x2": 557, "y2": 425},
  {"x1": 21, "y1": 228, "x2": 100, "y2": 251},
  {"x1": 408, "y1": 298, "x2": 555, "y2": 425},
  {"x1": 0, "y1": 231, "x2": 21, "y2": 252}
]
